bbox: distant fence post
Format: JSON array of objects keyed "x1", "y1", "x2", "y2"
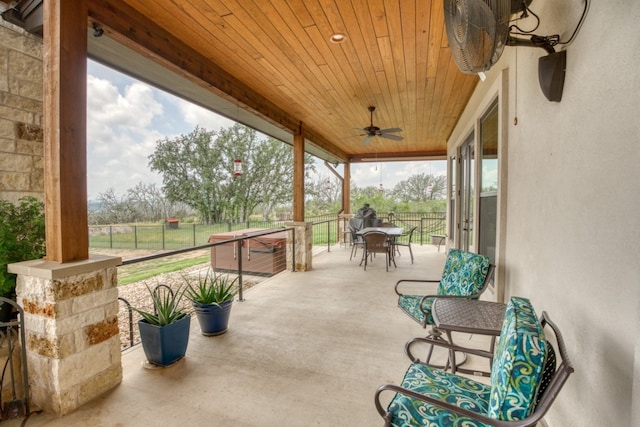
[
  {"x1": 193, "y1": 224, "x2": 196, "y2": 246},
  {"x1": 162, "y1": 224, "x2": 165, "y2": 250},
  {"x1": 134, "y1": 225, "x2": 138, "y2": 249},
  {"x1": 109, "y1": 225, "x2": 113, "y2": 249}
]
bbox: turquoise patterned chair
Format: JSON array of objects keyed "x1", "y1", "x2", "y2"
[
  {"x1": 395, "y1": 249, "x2": 494, "y2": 367},
  {"x1": 395, "y1": 249, "x2": 493, "y2": 328},
  {"x1": 375, "y1": 297, "x2": 575, "y2": 427}
]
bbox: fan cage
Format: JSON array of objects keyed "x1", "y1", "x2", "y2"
[{"x1": 444, "y1": 0, "x2": 512, "y2": 74}]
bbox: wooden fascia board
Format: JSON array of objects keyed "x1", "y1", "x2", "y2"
[{"x1": 349, "y1": 149, "x2": 447, "y2": 163}]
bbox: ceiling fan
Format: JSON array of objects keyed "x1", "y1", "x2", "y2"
[{"x1": 356, "y1": 106, "x2": 403, "y2": 145}]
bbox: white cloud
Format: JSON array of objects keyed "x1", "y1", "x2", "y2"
[
  {"x1": 87, "y1": 75, "x2": 166, "y2": 199},
  {"x1": 177, "y1": 99, "x2": 235, "y2": 131}
]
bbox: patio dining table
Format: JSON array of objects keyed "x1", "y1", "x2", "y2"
[
  {"x1": 355, "y1": 227, "x2": 404, "y2": 237},
  {"x1": 355, "y1": 227, "x2": 404, "y2": 269}
]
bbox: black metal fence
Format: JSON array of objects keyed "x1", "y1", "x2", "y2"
[{"x1": 90, "y1": 212, "x2": 444, "y2": 252}]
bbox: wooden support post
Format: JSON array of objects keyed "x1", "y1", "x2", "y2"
[
  {"x1": 43, "y1": 0, "x2": 89, "y2": 262},
  {"x1": 293, "y1": 124, "x2": 305, "y2": 222},
  {"x1": 343, "y1": 162, "x2": 351, "y2": 214}
]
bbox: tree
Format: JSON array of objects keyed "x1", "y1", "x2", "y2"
[
  {"x1": 305, "y1": 175, "x2": 341, "y2": 214},
  {"x1": 94, "y1": 188, "x2": 137, "y2": 224},
  {"x1": 127, "y1": 182, "x2": 166, "y2": 221},
  {"x1": 149, "y1": 124, "x2": 314, "y2": 223},
  {"x1": 392, "y1": 173, "x2": 447, "y2": 202}
]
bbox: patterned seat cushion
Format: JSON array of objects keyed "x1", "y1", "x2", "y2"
[
  {"x1": 397, "y1": 249, "x2": 490, "y2": 326},
  {"x1": 386, "y1": 297, "x2": 547, "y2": 426},
  {"x1": 386, "y1": 363, "x2": 493, "y2": 427},
  {"x1": 437, "y1": 249, "x2": 490, "y2": 296},
  {"x1": 488, "y1": 297, "x2": 547, "y2": 420},
  {"x1": 398, "y1": 295, "x2": 434, "y2": 325}
]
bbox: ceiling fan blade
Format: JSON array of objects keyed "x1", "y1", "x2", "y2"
[
  {"x1": 378, "y1": 127, "x2": 402, "y2": 133},
  {"x1": 363, "y1": 135, "x2": 374, "y2": 145},
  {"x1": 380, "y1": 133, "x2": 404, "y2": 141}
]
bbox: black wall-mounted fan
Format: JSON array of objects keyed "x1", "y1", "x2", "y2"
[
  {"x1": 444, "y1": 0, "x2": 570, "y2": 102},
  {"x1": 444, "y1": 0, "x2": 512, "y2": 74},
  {"x1": 356, "y1": 106, "x2": 403, "y2": 145}
]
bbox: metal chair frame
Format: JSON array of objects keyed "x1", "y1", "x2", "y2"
[
  {"x1": 360, "y1": 231, "x2": 396, "y2": 271},
  {"x1": 375, "y1": 311, "x2": 574, "y2": 427},
  {"x1": 392, "y1": 226, "x2": 418, "y2": 264}
]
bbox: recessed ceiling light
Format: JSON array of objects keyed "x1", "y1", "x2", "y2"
[{"x1": 329, "y1": 33, "x2": 347, "y2": 43}]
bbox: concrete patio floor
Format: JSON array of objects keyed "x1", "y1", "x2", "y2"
[{"x1": 9, "y1": 243, "x2": 496, "y2": 427}]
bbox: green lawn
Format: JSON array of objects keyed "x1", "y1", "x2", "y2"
[{"x1": 117, "y1": 254, "x2": 210, "y2": 286}]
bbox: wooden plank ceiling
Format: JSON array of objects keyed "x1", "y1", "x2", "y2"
[{"x1": 87, "y1": 0, "x2": 478, "y2": 164}]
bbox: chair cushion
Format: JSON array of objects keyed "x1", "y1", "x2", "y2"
[
  {"x1": 398, "y1": 295, "x2": 434, "y2": 325},
  {"x1": 386, "y1": 363, "x2": 493, "y2": 427},
  {"x1": 488, "y1": 297, "x2": 547, "y2": 420},
  {"x1": 437, "y1": 249, "x2": 490, "y2": 296}
]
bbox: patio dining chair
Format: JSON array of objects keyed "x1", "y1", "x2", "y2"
[
  {"x1": 395, "y1": 248, "x2": 494, "y2": 366},
  {"x1": 392, "y1": 226, "x2": 417, "y2": 264},
  {"x1": 349, "y1": 229, "x2": 365, "y2": 261},
  {"x1": 361, "y1": 231, "x2": 396, "y2": 271}
]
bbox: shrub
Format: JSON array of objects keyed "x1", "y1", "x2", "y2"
[{"x1": 0, "y1": 197, "x2": 46, "y2": 297}]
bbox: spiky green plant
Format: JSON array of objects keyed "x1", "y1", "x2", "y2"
[
  {"x1": 133, "y1": 284, "x2": 190, "y2": 327},
  {"x1": 183, "y1": 268, "x2": 238, "y2": 306}
]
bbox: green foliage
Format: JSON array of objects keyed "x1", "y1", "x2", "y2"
[
  {"x1": 183, "y1": 268, "x2": 238, "y2": 306},
  {"x1": 0, "y1": 197, "x2": 46, "y2": 297},
  {"x1": 391, "y1": 173, "x2": 447, "y2": 202},
  {"x1": 132, "y1": 284, "x2": 190, "y2": 327},
  {"x1": 148, "y1": 124, "x2": 315, "y2": 224}
]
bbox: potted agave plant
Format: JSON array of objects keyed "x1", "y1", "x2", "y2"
[
  {"x1": 133, "y1": 284, "x2": 191, "y2": 367},
  {"x1": 184, "y1": 269, "x2": 238, "y2": 336}
]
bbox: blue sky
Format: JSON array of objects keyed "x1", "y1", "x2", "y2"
[{"x1": 86, "y1": 60, "x2": 445, "y2": 199}]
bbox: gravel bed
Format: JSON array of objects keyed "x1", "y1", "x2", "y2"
[{"x1": 116, "y1": 263, "x2": 262, "y2": 350}]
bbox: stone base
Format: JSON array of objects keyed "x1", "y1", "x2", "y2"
[
  {"x1": 285, "y1": 222, "x2": 313, "y2": 272},
  {"x1": 9, "y1": 255, "x2": 123, "y2": 415}
]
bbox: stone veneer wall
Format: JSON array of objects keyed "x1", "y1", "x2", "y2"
[
  {"x1": 285, "y1": 222, "x2": 313, "y2": 272},
  {"x1": 0, "y1": 19, "x2": 44, "y2": 203},
  {"x1": 13, "y1": 257, "x2": 123, "y2": 414}
]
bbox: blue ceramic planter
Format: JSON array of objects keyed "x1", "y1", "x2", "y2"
[
  {"x1": 193, "y1": 300, "x2": 233, "y2": 336},
  {"x1": 138, "y1": 314, "x2": 190, "y2": 367}
]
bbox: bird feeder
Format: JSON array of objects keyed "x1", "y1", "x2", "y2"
[{"x1": 232, "y1": 159, "x2": 243, "y2": 177}]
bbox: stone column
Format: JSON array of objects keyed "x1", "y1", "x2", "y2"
[
  {"x1": 338, "y1": 213, "x2": 354, "y2": 246},
  {"x1": 285, "y1": 222, "x2": 313, "y2": 272},
  {"x1": 8, "y1": 255, "x2": 122, "y2": 415}
]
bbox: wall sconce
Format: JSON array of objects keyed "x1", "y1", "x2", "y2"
[{"x1": 232, "y1": 159, "x2": 243, "y2": 177}]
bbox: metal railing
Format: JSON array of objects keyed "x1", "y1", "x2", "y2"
[{"x1": 116, "y1": 228, "x2": 294, "y2": 351}]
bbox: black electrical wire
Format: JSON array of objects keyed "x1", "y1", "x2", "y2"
[
  {"x1": 509, "y1": 0, "x2": 590, "y2": 49},
  {"x1": 510, "y1": 3, "x2": 541, "y2": 34},
  {"x1": 559, "y1": 0, "x2": 590, "y2": 45}
]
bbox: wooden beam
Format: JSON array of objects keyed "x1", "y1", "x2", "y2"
[
  {"x1": 293, "y1": 125, "x2": 305, "y2": 222},
  {"x1": 43, "y1": 0, "x2": 89, "y2": 262},
  {"x1": 349, "y1": 150, "x2": 447, "y2": 163},
  {"x1": 343, "y1": 163, "x2": 351, "y2": 214},
  {"x1": 88, "y1": 0, "x2": 348, "y2": 162}
]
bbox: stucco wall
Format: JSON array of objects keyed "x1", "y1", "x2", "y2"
[
  {"x1": 448, "y1": 0, "x2": 640, "y2": 425},
  {"x1": 0, "y1": 19, "x2": 43, "y2": 202}
]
